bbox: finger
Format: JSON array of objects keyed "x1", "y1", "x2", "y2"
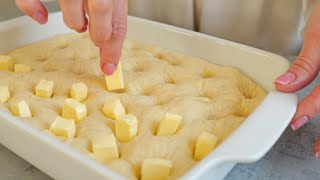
[
  {"x1": 314, "y1": 137, "x2": 320, "y2": 160},
  {"x1": 275, "y1": 4, "x2": 320, "y2": 92},
  {"x1": 100, "y1": 0, "x2": 127, "y2": 75},
  {"x1": 15, "y1": 0, "x2": 48, "y2": 24},
  {"x1": 290, "y1": 84, "x2": 320, "y2": 130},
  {"x1": 87, "y1": 0, "x2": 113, "y2": 47},
  {"x1": 58, "y1": 0, "x2": 88, "y2": 33}
]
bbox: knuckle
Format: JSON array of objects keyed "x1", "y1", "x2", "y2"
[
  {"x1": 112, "y1": 19, "x2": 127, "y2": 38},
  {"x1": 90, "y1": 31, "x2": 106, "y2": 46},
  {"x1": 90, "y1": 0, "x2": 112, "y2": 13},
  {"x1": 16, "y1": 0, "x2": 29, "y2": 11},
  {"x1": 293, "y1": 56, "x2": 317, "y2": 74}
]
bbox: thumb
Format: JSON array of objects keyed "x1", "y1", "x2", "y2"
[
  {"x1": 274, "y1": 32, "x2": 320, "y2": 92},
  {"x1": 315, "y1": 137, "x2": 320, "y2": 160},
  {"x1": 16, "y1": 0, "x2": 48, "y2": 24}
]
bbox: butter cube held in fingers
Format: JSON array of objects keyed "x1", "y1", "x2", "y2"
[
  {"x1": 49, "y1": 116, "x2": 76, "y2": 138},
  {"x1": 62, "y1": 98, "x2": 87, "y2": 122},
  {"x1": 70, "y1": 82, "x2": 88, "y2": 102},
  {"x1": 103, "y1": 98, "x2": 126, "y2": 120},
  {"x1": 14, "y1": 64, "x2": 32, "y2": 73},
  {"x1": 92, "y1": 134, "x2": 119, "y2": 160},
  {"x1": 10, "y1": 100, "x2": 32, "y2": 117},
  {"x1": 0, "y1": 86, "x2": 10, "y2": 103},
  {"x1": 0, "y1": 55, "x2": 14, "y2": 71},
  {"x1": 157, "y1": 113, "x2": 182, "y2": 136},
  {"x1": 115, "y1": 114, "x2": 138, "y2": 142},
  {"x1": 141, "y1": 158, "x2": 172, "y2": 180},
  {"x1": 35, "y1": 79, "x2": 54, "y2": 98},
  {"x1": 105, "y1": 62, "x2": 124, "y2": 91},
  {"x1": 194, "y1": 132, "x2": 218, "y2": 161}
]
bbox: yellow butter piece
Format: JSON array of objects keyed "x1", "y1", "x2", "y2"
[
  {"x1": 14, "y1": 64, "x2": 32, "y2": 73},
  {"x1": 92, "y1": 134, "x2": 119, "y2": 160},
  {"x1": 141, "y1": 158, "x2": 172, "y2": 180},
  {"x1": 105, "y1": 62, "x2": 124, "y2": 91},
  {"x1": 0, "y1": 55, "x2": 14, "y2": 71},
  {"x1": 103, "y1": 97, "x2": 126, "y2": 120},
  {"x1": 49, "y1": 116, "x2": 76, "y2": 138},
  {"x1": 10, "y1": 100, "x2": 32, "y2": 117},
  {"x1": 115, "y1": 114, "x2": 138, "y2": 142},
  {"x1": 157, "y1": 113, "x2": 182, "y2": 136},
  {"x1": 0, "y1": 86, "x2": 10, "y2": 103},
  {"x1": 194, "y1": 132, "x2": 218, "y2": 161},
  {"x1": 35, "y1": 79, "x2": 54, "y2": 98},
  {"x1": 62, "y1": 98, "x2": 87, "y2": 122},
  {"x1": 70, "y1": 82, "x2": 88, "y2": 102}
]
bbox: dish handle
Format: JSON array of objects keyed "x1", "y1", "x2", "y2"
[{"x1": 181, "y1": 91, "x2": 298, "y2": 180}]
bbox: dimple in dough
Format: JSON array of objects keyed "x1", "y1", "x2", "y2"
[{"x1": 0, "y1": 33, "x2": 266, "y2": 180}]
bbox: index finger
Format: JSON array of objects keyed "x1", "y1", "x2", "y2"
[{"x1": 100, "y1": 0, "x2": 128, "y2": 75}]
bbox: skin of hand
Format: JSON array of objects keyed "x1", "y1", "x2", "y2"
[
  {"x1": 274, "y1": 4, "x2": 320, "y2": 159},
  {"x1": 15, "y1": 0, "x2": 128, "y2": 76}
]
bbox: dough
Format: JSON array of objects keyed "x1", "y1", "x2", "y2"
[{"x1": 0, "y1": 33, "x2": 266, "y2": 179}]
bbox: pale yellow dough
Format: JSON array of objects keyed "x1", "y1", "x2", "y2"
[{"x1": 0, "y1": 33, "x2": 266, "y2": 179}]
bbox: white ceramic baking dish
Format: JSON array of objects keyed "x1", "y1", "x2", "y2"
[{"x1": 0, "y1": 12, "x2": 297, "y2": 180}]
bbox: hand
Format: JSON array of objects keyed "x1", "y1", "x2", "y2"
[
  {"x1": 15, "y1": 0, "x2": 128, "y2": 75},
  {"x1": 274, "y1": 4, "x2": 320, "y2": 159}
]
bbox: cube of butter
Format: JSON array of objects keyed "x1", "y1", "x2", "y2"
[
  {"x1": 105, "y1": 62, "x2": 124, "y2": 91},
  {"x1": 0, "y1": 55, "x2": 14, "y2": 71},
  {"x1": 62, "y1": 98, "x2": 87, "y2": 122},
  {"x1": 70, "y1": 82, "x2": 88, "y2": 102},
  {"x1": 157, "y1": 113, "x2": 182, "y2": 136},
  {"x1": 35, "y1": 79, "x2": 54, "y2": 98},
  {"x1": 194, "y1": 132, "x2": 218, "y2": 161},
  {"x1": 141, "y1": 158, "x2": 172, "y2": 180},
  {"x1": 10, "y1": 100, "x2": 32, "y2": 117},
  {"x1": 49, "y1": 116, "x2": 76, "y2": 138},
  {"x1": 115, "y1": 114, "x2": 138, "y2": 142},
  {"x1": 103, "y1": 97, "x2": 126, "y2": 120},
  {"x1": 0, "y1": 86, "x2": 10, "y2": 103},
  {"x1": 14, "y1": 64, "x2": 32, "y2": 73},
  {"x1": 92, "y1": 134, "x2": 119, "y2": 160}
]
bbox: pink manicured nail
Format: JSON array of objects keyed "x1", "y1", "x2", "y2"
[
  {"x1": 102, "y1": 63, "x2": 116, "y2": 76},
  {"x1": 274, "y1": 72, "x2": 296, "y2": 85},
  {"x1": 316, "y1": 152, "x2": 320, "y2": 160},
  {"x1": 290, "y1": 116, "x2": 309, "y2": 131},
  {"x1": 32, "y1": 12, "x2": 47, "y2": 24}
]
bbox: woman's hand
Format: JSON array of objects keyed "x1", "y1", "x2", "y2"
[
  {"x1": 274, "y1": 4, "x2": 320, "y2": 159},
  {"x1": 15, "y1": 0, "x2": 128, "y2": 75}
]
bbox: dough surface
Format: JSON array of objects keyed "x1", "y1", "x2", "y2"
[{"x1": 0, "y1": 33, "x2": 266, "y2": 179}]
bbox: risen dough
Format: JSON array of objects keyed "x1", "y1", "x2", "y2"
[{"x1": 0, "y1": 33, "x2": 266, "y2": 179}]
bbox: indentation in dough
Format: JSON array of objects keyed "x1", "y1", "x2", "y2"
[
  {"x1": 133, "y1": 64, "x2": 146, "y2": 72},
  {"x1": 200, "y1": 68, "x2": 215, "y2": 78},
  {"x1": 156, "y1": 53, "x2": 182, "y2": 66},
  {"x1": 58, "y1": 43, "x2": 69, "y2": 49}
]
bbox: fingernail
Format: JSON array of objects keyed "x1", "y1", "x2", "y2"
[
  {"x1": 32, "y1": 12, "x2": 47, "y2": 25},
  {"x1": 316, "y1": 152, "x2": 320, "y2": 160},
  {"x1": 102, "y1": 63, "x2": 116, "y2": 75},
  {"x1": 274, "y1": 72, "x2": 296, "y2": 85},
  {"x1": 290, "y1": 116, "x2": 309, "y2": 131}
]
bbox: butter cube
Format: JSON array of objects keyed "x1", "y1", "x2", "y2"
[
  {"x1": 35, "y1": 80, "x2": 54, "y2": 98},
  {"x1": 157, "y1": 113, "x2": 182, "y2": 136},
  {"x1": 70, "y1": 82, "x2": 88, "y2": 102},
  {"x1": 14, "y1": 64, "x2": 32, "y2": 73},
  {"x1": 92, "y1": 134, "x2": 119, "y2": 160},
  {"x1": 0, "y1": 55, "x2": 14, "y2": 71},
  {"x1": 10, "y1": 100, "x2": 32, "y2": 117},
  {"x1": 62, "y1": 98, "x2": 87, "y2": 122},
  {"x1": 103, "y1": 98, "x2": 126, "y2": 120},
  {"x1": 49, "y1": 116, "x2": 76, "y2": 138},
  {"x1": 105, "y1": 62, "x2": 124, "y2": 91},
  {"x1": 141, "y1": 158, "x2": 172, "y2": 180},
  {"x1": 115, "y1": 114, "x2": 138, "y2": 142},
  {"x1": 0, "y1": 86, "x2": 10, "y2": 103},
  {"x1": 194, "y1": 132, "x2": 218, "y2": 161}
]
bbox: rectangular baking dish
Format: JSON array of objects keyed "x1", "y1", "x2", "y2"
[{"x1": 0, "y1": 12, "x2": 297, "y2": 180}]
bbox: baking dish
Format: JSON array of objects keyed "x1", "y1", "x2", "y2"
[{"x1": 0, "y1": 12, "x2": 297, "y2": 180}]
